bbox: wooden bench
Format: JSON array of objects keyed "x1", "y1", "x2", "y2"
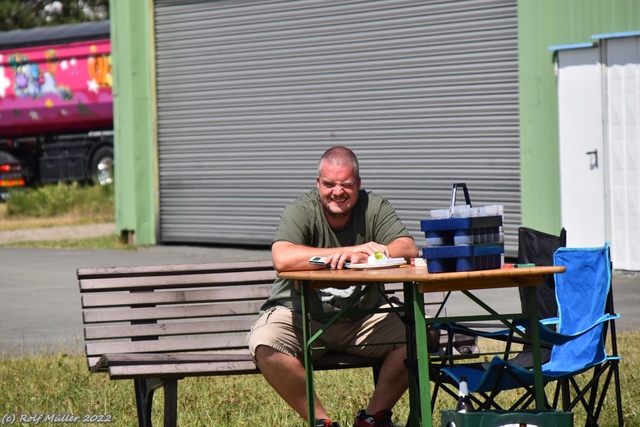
[{"x1": 77, "y1": 259, "x2": 469, "y2": 427}]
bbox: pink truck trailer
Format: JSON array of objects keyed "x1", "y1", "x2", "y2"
[{"x1": 0, "y1": 21, "x2": 113, "y2": 201}]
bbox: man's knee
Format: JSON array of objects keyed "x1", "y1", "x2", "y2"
[
  {"x1": 254, "y1": 344, "x2": 306, "y2": 377},
  {"x1": 247, "y1": 306, "x2": 303, "y2": 359},
  {"x1": 254, "y1": 344, "x2": 278, "y2": 362}
]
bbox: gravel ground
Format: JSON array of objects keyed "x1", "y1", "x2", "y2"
[{"x1": 0, "y1": 223, "x2": 115, "y2": 244}]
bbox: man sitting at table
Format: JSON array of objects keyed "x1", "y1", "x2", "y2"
[{"x1": 248, "y1": 146, "x2": 436, "y2": 427}]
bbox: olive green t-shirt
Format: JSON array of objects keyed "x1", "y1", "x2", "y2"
[{"x1": 263, "y1": 188, "x2": 413, "y2": 315}]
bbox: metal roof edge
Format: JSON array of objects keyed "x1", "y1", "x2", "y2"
[
  {"x1": 548, "y1": 42, "x2": 595, "y2": 52},
  {"x1": 592, "y1": 30, "x2": 640, "y2": 41},
  {"x1": 549, "y1": 30, "x2": 640, "y2": 52}
]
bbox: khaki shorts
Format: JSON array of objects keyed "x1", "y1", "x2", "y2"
[{"x1": 247, "y1": 305, "x2": 406, "y2": 362}]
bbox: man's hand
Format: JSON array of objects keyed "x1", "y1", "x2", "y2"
[
  {"x1": 349, "y1": 242, "x2": 391, "y2": 257},
  {"x1": 322, "y1": 242, "x2": 391, "y2": 269},
  {"x1": 323, "y1": 250, "x2": 368, "y2": 269}
]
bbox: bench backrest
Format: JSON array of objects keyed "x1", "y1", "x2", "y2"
[
  {"x1": 78, "y1": 260, "x2": 276, "y2": 370},
  {"x1": 78, "y1": 260, "x2": 455, "y2": 371}
]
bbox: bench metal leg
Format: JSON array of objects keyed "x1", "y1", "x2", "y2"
[
  {"x1": 134, "y1": 378, "x2": 178, "y2": 427},
  {"x1": 135, "y1": 378, "x2": 161, "y2": 427},
  {"x1": 163, "y1": 380, "x2": 178, "y2": 427}
]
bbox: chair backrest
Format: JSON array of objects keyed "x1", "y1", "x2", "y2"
[
  {"x1": 545, "y1": 242, "x2": 611, "y2": 373},
  {"x1": 517, "y1": 227, "x2": 567, "y2": 320}
]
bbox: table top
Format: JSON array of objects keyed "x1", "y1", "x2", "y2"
[{"x1": 278, "y1": 265, "x2": 565, "y2": 293}]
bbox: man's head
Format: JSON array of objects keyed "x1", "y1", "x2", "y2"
[{"x1": 317, "y1": 146, "x2": 361, "y2": 222}]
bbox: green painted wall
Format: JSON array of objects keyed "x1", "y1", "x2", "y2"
[
  {"x1": 518, "y1": 0, "x2": 640, "y2": 234},
  {"x1": 110, "y1": 1, "x2": 157, "y2": 245}
]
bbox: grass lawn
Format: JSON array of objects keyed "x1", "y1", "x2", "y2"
[
  {"x1": 0, "y1": 183, "x2": 129, "y2": 250},
  {"x1": 0, "y1": 183, "x2": 114, "y2": 232},
  {"x1": 1, "y1": 334, "x2": 638, "y2": 427}
]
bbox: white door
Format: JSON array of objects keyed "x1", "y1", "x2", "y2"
[
  {"x1": 557, "y1": 47, "x2": 606, "y2": 247},
  {"x1": 604, "y1": 37, "x2": 640, "y2": 271}
]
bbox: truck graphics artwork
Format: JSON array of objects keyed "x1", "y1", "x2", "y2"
[
  {"x1": 9, "y1": 51, "x2": 73, "y2": 100},
  {"x1": 0, "y1": 39, "x2": 112, "y2": 136}
]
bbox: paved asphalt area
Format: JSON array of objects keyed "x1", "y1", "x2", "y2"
[{"x1": 0, "y1": 224, "x2": 638, "y2": 357}]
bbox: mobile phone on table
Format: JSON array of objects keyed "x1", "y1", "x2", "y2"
[
  {"x1": 309, "y1": 256, "x2": 327, "y2": 266},
  {"x1": 309, "y1": 256, "x2": 350, "y2": 267}
]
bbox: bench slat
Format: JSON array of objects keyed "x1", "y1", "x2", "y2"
[
  {"x1": 82, "y1": 301, "x2": 265, "y2": 323},
  {"x1": 108, "y1": 361, "x2": 260, "y2": 379},
  {"x1": 81, "y1": 286, "x2": 272, "y2": 308},
  {"x1": 84, "y1": 318, "x2": 256, "y2": 340},
  {"x1": 77, "y1": 260, "x2": 274, "y2": 279},
  {"x1": 79, "y1": 270, "x2": 277, "y2": 292},
  {"x1": 86, "y1": 335, "x2": 249, "y2": 358},
  {"x1": 102, "y1": 352, "x2": 254, "y2": 365},
  {"x1": 101, "y1": 351, "x2": 386, "y2": 380}
]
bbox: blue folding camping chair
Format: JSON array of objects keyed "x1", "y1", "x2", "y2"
[{"x1": 438, "y1": 243, "x2": 623, "y2": 426}]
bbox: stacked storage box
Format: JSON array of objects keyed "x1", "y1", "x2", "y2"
[
  {"x1": 441, "y1": 409, "x2": 573, "y2": 426},
  {"x1": 421, "y1": 213, "x2": 504, "y2": 273}
]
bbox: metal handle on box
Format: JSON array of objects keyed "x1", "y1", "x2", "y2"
[{"x1": 450, "y1": 183, "x2": 472, "y2": 212}]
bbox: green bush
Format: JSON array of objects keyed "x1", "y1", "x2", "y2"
[{"x1": 5, "y1": 183, "x2": 114, "y2": 219}]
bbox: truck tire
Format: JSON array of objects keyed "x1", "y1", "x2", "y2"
[{"x1": 90, "y1": 146, "x2": 114, "y2": 186}]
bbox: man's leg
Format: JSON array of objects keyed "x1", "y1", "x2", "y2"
[
  {"x1": 249, "y1": 307, "x2": 332, "y2": 422},
  {"x1": 340, "y1": 306, "x2": 409, "y2": 426},
  {"x1": 364, "y1": 345, "x2": 408, "y2": 414},
  {"x1": 254, "y1": 345, "x2": 329, "y2": 421}
]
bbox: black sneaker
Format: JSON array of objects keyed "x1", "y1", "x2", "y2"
[
  {"x1": 316, "y1": 419, "x2": 341, "y2": 427},
  {"x1": 353, "y1": 410, "x2": 402, "y2": 427}
]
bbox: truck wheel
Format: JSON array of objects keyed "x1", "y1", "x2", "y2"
[{"x1": 90, "y1": 146, "x2": 114, "y2": 186}]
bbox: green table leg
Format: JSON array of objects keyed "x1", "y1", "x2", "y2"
[
  {"x1": 300, "y1": 281, "x2": 316, "y2": 427},
  {"x1": 526, "y1": 285, "x2": 545, "y2": 409},
  {"x1": 403, "y1": 283, "x2": 421, "y2": 427},
  {"x1": 413, "y1": 284, "x2": 433, "y2": 427},
  {"x1": 300, "y1": 284, "x2": 378, "y2": 426}
]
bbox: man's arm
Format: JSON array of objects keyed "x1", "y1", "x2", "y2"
[
  {"x1": 272, "y1": 236, "x2": 418, "y2": 272},
  {"x1": 386, "y1": 236, "x2": 419, "y2": 260}
]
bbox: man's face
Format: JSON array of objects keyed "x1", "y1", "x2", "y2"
[{"x1": 317, "y1": 162, "x2": 361, "y2": 219}]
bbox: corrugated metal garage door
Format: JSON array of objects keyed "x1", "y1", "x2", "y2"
[{"x1": 153, "y1": 0, "x2": 520, "y2": 254}]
